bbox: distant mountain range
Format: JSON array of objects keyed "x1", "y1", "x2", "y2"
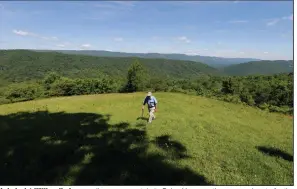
[
  {"x1": 221, "y1": 60, "x2": 293, "y2": 76},
  {"x1": 0, "y1": 50, "x2": 293, "y2": 85},
  {"x1": 35, "y1": 50, "x2": 260, "y2": 68}
]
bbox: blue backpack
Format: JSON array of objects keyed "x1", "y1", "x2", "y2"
[{"x1": 145, "y1": 96, "x2": 156, "y2": 108}]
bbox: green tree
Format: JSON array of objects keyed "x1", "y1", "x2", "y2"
[
  {"x1": 43, "y1": 72, "x2": 61, "y2": 90},
  {"x1": 221, "y1": 78, "x2": 242, "y2": 95},
  {"x1": 240, "y1": 88, "x2": 255, "y2": 106},
  {"x1": 49, "y1": 78, "x2": 76, "y2": 96},
  {"x1": 125, "y1": 59, "x2": 147, "y2": 92}
]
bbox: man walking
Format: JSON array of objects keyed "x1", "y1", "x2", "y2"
[{"x1": 142, "y1": 92, "x2": 158, "y2": 123}]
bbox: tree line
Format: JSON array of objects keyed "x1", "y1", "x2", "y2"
[{"x1": 0, "y1": 60, "x2": 293, "y2": 115}]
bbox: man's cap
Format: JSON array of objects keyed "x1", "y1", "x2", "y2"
[{"x1": 147, "y1": 92, "x2": 152, "y2": 96}]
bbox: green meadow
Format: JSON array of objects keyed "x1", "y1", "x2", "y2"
[{"x1": 0, "y1": 92, "x2": 293, "y2": 185}]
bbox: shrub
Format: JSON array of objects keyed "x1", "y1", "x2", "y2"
[
  {"x1": 221, "y1": 94, "x2": 242, "y2": 104},
  {"x1": 5, "y1": 83, "x2": 44, "y2": 102},
  {"x1": 184, "y1": 89, "x2": 196, "y2": 95},
  {"x1": 168, "y1": 86, "x2": 185, "y2": 93},
  {"x1": 92, "y1": 78, "x2": 118, "y2": 94},
  {"x1": 196, "y1": 85, "x2": 205, "y2": 96},
  {"x1": 258, "y1": 103, "x2": 270, "y2": 111},
  {"x1": 0, "y1": 97, "x2": 10, "y2": 105},
  {"x1": 240, "y1": 90, "x2": 255, "y2": 106},
  {"x1": 49, "y1": 77, "x2": 119, "y2": 97},
  {"x1": 49, "y1": 78, "x2": 76, "y2": 96},
  {"x1": 269, "y1": 105, "x2": 292, "y2": 115}
]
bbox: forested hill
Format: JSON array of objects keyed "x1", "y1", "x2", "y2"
[
  {"x1": 0, "y1": 50, "x2": 292, "y2": 85},
  {"x1": 0, "y1": 50, "x2": 219, "y2": 83},
  {"x1": 221, "y1": 60, "x2": 293, "y2": 76},
  {"x1": 35, "y1": 50, "x2": 292, "y2": 76},
  {"x1": 36, "y1": 50, "x2": 260, "y2": 68}
]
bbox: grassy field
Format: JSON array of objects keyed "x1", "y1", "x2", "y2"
[{"x1": 0, "y1": 92, "x2": 293, "y2": 185}]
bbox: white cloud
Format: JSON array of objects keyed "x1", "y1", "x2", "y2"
[
  {"x1": 228, "y1": 20, "x2": 248, "y2": 24},
  {"x1": 177, "y1": 36, "x2": 191, "y2": 43},
  {"x1": 239, "y1": 52, "x2": 245, "y2": 54},
  {"x1": 114, "y1": 37, "x2": 123, "y2": 42},
  {"x1": 80, "y1": 44, "x2": 91, "y2": 49},
  {"x1": 51, "y1": 36, "x2": 58, "y2": 41},
  {"x1": 55, "y1": 42, "x2": 72, "y2": 48},
  {"x1": 266, "y1": 14, "x2": 292, "y2": 26},
  {"x1": 282, "y1": 14, "x2": 293, "y2": 21},
  {"x1": 12, "y1": 29, "x2": 59, "y2": 42},
  {"x1": 12, "y1": 29, "x2": 74, "y2": 50},
  {"x1": 13, "y1": 30, "x2": 30, "y2": 36},
  {"x1": 81, "y1": 44, "x2": 91, "y2": 47},
  {"x1": 266, "y1": 19, "x2": 280, "y2": 26},
  {"x1": 264, "y1": 52, "x2": 269, "y2": 54}
]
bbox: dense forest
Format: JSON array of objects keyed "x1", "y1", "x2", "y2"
[
  {"x1": 0, "y1": 50, "x2": 293, "y2": 115},
  {"x1": 0, "y1": 50, "x2": 219, "y2": 84},
  {"x1": 0, "y1": 50, "x2": 293, "y2": 86}
]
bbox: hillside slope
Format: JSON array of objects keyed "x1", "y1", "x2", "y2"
[
  {"x1": 0, "y1": 92, "x2": 293, "y2": 185},
  {"x1": 0, "y1": 50, "x2": 219, "y2": 83},
  {"x1": 38, "y1": 50, "x2": 260, "y2": 68},
  {"x1": 222, "y1": 60, "x2": 293, "y2": 76}
]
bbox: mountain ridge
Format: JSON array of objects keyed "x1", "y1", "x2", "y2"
[
  {"x1": 33, "y1": 49, "x2": 261, "y2": 68},
  {"x1": 221, "y1": 60, "x2": 293, "y2": 76}
]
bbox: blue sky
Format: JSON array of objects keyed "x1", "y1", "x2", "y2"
[{"x1": 0, "y1": 0, "x2": 293, "y2": 60}]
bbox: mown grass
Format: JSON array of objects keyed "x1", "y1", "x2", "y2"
[{"x1": 0, "y1": 92, "x2": 293, "y2": 185}]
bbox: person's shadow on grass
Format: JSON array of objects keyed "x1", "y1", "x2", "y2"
[
  {"x1": 256, "y1": 146, "x2": 293, "y2": 162},
  {"x1": 136, "y1": 116, "x2": 148, "y2": 121},
  {"x1": 0, "y1": 111, "x2": 211, "y2": 185}
]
